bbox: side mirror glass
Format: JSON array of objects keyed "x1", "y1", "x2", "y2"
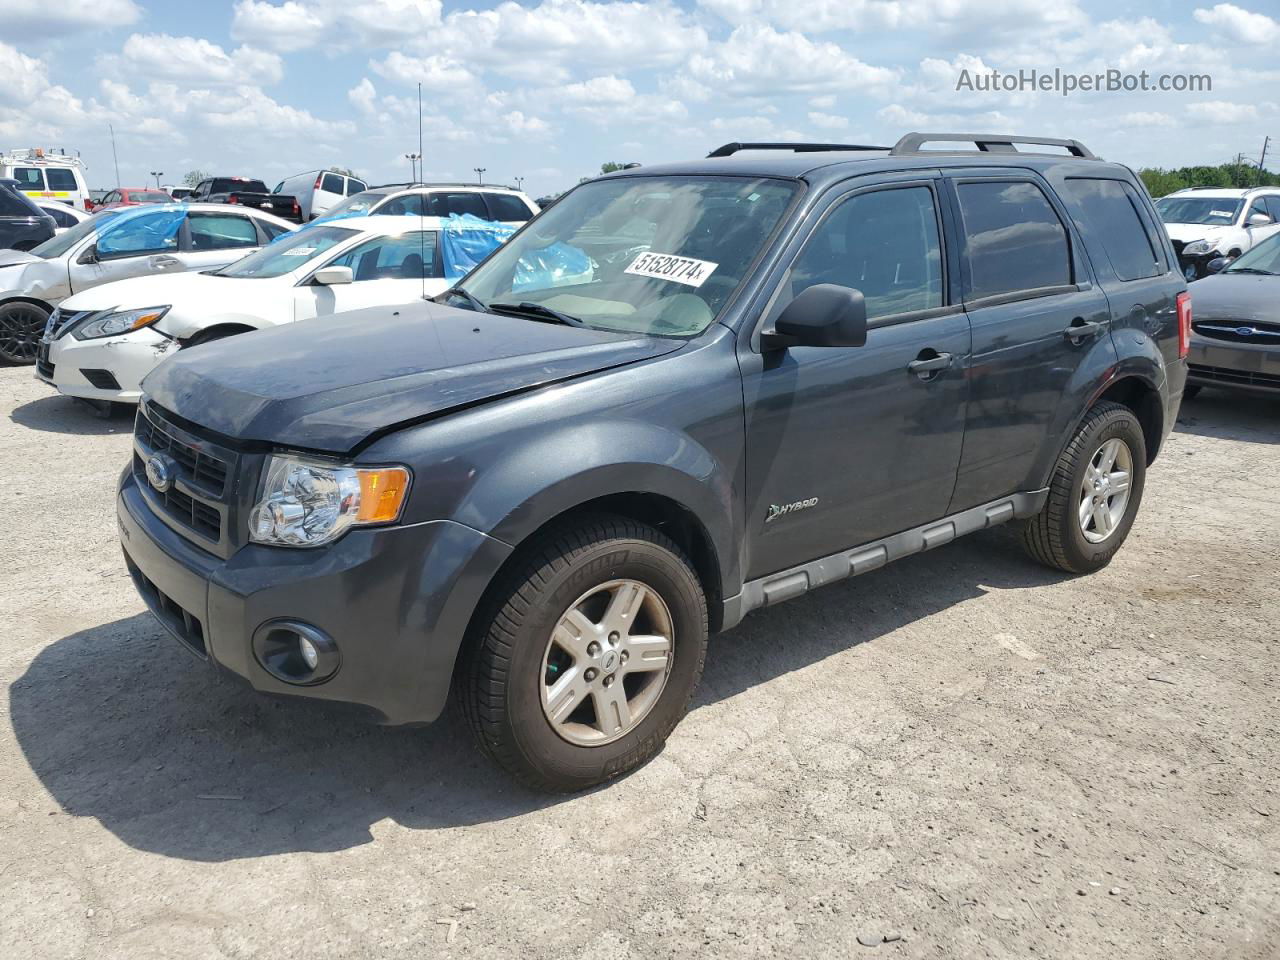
[
  {"x1": 77, "y1": 244, "x2": 98, "y2": 265},
  {"x1": 312, "y1": 265, "x2": 353, "y2": 286},
  {"x1": 764, "y1": 283, "x2": 868, "y2": 350},
  {"x1": 1206, "y1": 256, "x2": 1230, "y2": 274},
  {"x1": 1247, "y1": 212, "x2": 1271, "y2": 227}
]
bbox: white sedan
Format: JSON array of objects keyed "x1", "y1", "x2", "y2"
[{"x1": 38, "y1": 215, "x2": 456, "y2": 404}]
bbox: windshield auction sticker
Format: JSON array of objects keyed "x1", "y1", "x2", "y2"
[{"x1": 625, "y1": 251, "x2": 718, "y2": 288}]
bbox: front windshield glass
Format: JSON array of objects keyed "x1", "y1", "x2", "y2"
[
  {"x1": 321, "y1": 191, "x2": 384, "y2": 219},
  {"x1": 1224, "y1": 232, "x2": 1280, "y2": 275},
  {"x1": 28, "y1": 210, "x2": 123, "y2": 259},
  {"x1": 1155, "y1": 197, "x2": 1243, "y2": 226},
  {"x1": 460, "y1": 176, "x2": 798, "y2": 336},
  {"x1": 214, "y1": 225, "x2": 356, "y2": 278}
]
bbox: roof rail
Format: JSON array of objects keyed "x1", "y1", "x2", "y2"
[
  {"x1": 890, "y1": 133, "x2": 1096, "y2": 159},
  {"x1": 371, "y1": 180, "x2": 522, "y2": 191},
  {"x1": 707, "y1": 141, "x2": 889, "y2": 158}
]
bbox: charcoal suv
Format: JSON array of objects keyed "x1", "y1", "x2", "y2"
[{"x1": 118, "y1": 133, "x2": 1190, "y2": 791}]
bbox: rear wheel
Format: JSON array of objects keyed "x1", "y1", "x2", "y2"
[
  {"x1": 1021, "y1": 401, "x2": 1147, "y2": 574},
  {"x1": 0, "y1": 301, "x2": 50, "y2": 366},
  {"x1": 457, "y1": 516, "x2": 708, "y2": 792}
]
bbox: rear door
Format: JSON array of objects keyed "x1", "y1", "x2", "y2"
[
  {"x1": 942, "y1": 170, "x2": 1116, "y2": 512},
  {"x1": 425, "y1": 191, "x2": 489, "y2": 219},
  {"x1": 178, "y1": 211, "x2": 263, "y2": 271},
  {"x1": 483, "y1": 192, "x2": 535, "y2": 224},
  {"x1": 740, "y1": 176, "x2": 971, "y2": 577},
  {"x1": 312, "y1": 172, "x2": 346, "y2": 219}
]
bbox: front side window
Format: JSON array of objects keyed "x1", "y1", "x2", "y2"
[
  {"x1": 214, "y1": 225, "x2": 356, "y2": 278},
  {"x1": 461, "y1": 175, "x2": 798, "y2": 336},
  {"x1": 45, "y1": 168, "x2": 77, "y2": 191},
  {"x1": 320, "y1": 190, "x2": 384, "y2": 219},
  {"x1": 1060, "y1": 178, "x2": 1162, "y2": 281},
  {"x1": 781, "y1": 185, "x2": 943, "y2": 321},
  {"x1": 325, "y1": 231, "x2": 441, "y2": 280},
  {"x1": 426, "y1": 192, "x2": 489, "y2": 219},
  {"x1": 12, "y1": 167, "x2": 44, "y2": 189},
  {"x1": 187, "y1": 213, "x2": 259, "y2": 250},
  {"x1": 957, "y1": 180, "x2": 1072, "y2": 300},
  {"x1": 1245, "y1": 198, "x2": 1273, "y2": 224},
  {"x1": 96, "y1": 209, "x2": 185, "y2": 258},
  {"x1": 380, "y1": 194, "x2": 425, "y2": 217},
  {"x1": 1265, "y1": 197, "x2": 1280, "y2": 221}
]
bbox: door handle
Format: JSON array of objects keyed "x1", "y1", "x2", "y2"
[
  {"x1": 907, "y1": 352, "x2": 953, "y2": 377},
  {"x1": 1063, "y1": 318, "x2": 1104, "y2": 342},
  {"x1": 149, "y1": 255, "x2": 182, "y2": 269}
]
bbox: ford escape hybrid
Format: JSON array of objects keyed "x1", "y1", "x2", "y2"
[{"x1": 118, "y1": 134, "x2": 1189, "y2": 791}]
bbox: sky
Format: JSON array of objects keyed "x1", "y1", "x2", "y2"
[{"x1": 1, "y1": 0, "x2": 1276, "y2": 199}]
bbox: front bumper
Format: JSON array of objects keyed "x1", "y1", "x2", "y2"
[
  {"x1": 1188, "y1": 337, "x2": 1280, "y2": 395},
  {"x1": 42, "y1": 327, "x2": 177, "y2": 402},
  {"x1": 118, "y1": 468, "x2": 512, "y2": 725}
]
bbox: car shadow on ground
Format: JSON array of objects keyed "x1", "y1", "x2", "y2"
[
  {"x1": 1175, "y1": 389, "x2": 1280, "y2": 445},
  {"x1": 9, "y1": 394, "x2": 132, "y2": 436},
  {"x1": 10, "y1": 528, "x2": 1065, "y2": 863}
]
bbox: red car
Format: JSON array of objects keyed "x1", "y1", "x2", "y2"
[{"x1": 92, "y1": 187, "x2": 174, "y2": 211}]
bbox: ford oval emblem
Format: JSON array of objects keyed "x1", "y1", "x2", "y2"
[
  {"x1": 1235, "y1": 326, "x2": 1256, "y2": 337},
  {"x1": 145, "y1": 454, "x2": 174, "y2": 493}
]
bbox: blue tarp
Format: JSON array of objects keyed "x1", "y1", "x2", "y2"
[
  {"x1": 512, "y1": 241, "x2": 592, "y2": 291},
  {"x1": 96, "y1": 204, "x2": 187, "y2": 256},
  {"x1": 439, "y1": 213, "x2": 516, "y2": 280}
]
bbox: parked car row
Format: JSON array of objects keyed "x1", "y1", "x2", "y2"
[{"x1": 1155, "y1": 185, "x2": 1280, "y2": 281}]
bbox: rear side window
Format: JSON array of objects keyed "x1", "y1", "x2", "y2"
[
  {"x1": 380, "y1": 194, "x2": 425, "y2": 216},
  {"x1": 426, "y1": 192, "x2": 488, "y2": 219},
  {"x1": 1060, "y1": 178, "x2": 1163, "y2": 281},
  {"x1": 321, "y1": 173, "x2": 345, "y2": 194},
  {"x1": 186, "y1": 213, "x2": 259, "y2": 250},
  {"x1": 45, "y1": 168, "x2": 78, "y2": 191},
  {"x1": 258, "y1": 219, "x2": 291, "y2": 240},
  {"x1": 346, "y1": 178, "x2": 367, "y2": 195},
  {"x1": 13, "y1": 168, "x2": 44, "y2": 189},
  {"x1": 45, "y1": 205, "x2": 79, "y2": 227},
  {"x1": 785, "y1": 185, "x2": 944, "y2": 321},
  {"x1": 484, "y1": 192, "x2": 534, "y2": 221},
  {"x1": 956, "y1": 180, "x2": 1072, "y2": 299}
]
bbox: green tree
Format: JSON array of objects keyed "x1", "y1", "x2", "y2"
[
  {"x1": 328, "y1": 166, "x2": 358, "y2": 178},
  {"x1": 600, "y1": 161, "x2": 626, "y2": 174},
  {"x1": 182, "y1": 169, "x2": 208, "y2": 187},
  {"x1": 1139, "y1": 168, "x2": 1186, "y2": 198}
]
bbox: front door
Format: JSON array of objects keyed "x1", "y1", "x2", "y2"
[
  {"x1": 740, "y1": 179, "x2": 971, "y2": 579},
  {"x1": 294, "y1": 230, "x2": 445, "y2": 321}
]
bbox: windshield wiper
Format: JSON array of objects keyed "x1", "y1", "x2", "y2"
[
  {"x1": 488, "y1": 300, "x2": 587, "y2": 328},
  {"x1": 1226, "y1": 267, "x2": 1276, "y2": 276},
  {"x1": 438, "y1": 286, "x2": 490, "y2": 312}
]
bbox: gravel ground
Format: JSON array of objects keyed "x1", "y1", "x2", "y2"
[{"x1": 1, "y1": 366, "x2": 1278, "y2": 960}]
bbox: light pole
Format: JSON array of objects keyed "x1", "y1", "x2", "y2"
[
  {"x1": 150, "y1": 171, "x2": 164, "y2": 189},
  {"x1": 474, "y1": 167, "x2": 486, "y2": 186},
  {"x1": 514, "y1": 176, "x2": 524, "y2": 191},
  {"x1": 405, "y1": 153, "x2": 421, "y2": 182}
]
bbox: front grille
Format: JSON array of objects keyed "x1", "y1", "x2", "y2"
[
  {"x1": 35, "y1": 349, "x2": 54, "y2": 381},
  {"x1": 1193, "y1": 320, "x2": 1280, "y2": 344},
  {"x1": 1189, "y1": 363, "x2": 1280, "y2": 390},
  {"x1": 133, "y1": 403, "x2": 241, "y2": 552},
  {"x1": 125, "y1": 555, "x2": 207, "y2": 657}
]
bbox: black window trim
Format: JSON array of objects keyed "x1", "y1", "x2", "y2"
[
  {"x1": 751, "y1": 177, "x2": 954, "y2": 349},
  {"x1": 947, "y1": 173, "x2": 1083, "y2": 307}
]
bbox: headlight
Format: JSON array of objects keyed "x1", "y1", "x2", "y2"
[
  {"x1": 1182, "y1": 239, "x2": 1218, "y2": 256},
  {"x1": 72, "y1": 305, "x2": 170, "y2": 340},
  {"x1": 249, "y1": 455, "x2": 411, "y2": 548}
]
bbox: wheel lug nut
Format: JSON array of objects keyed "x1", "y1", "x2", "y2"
[
  {"x1": 620, "y1": 650, "x2": 629, "y2": 663},
  {"x1": 608, "y1": 631, "x2": 620, "y2": 643},
  {"x1": 603, "y1": 674, "x2": 614, "y2": 687},
  {"x1": 585, "y1": 668, "x2": 598, "y2": 681},
  {"x1": 587, "y1": 641, "x2": 601, "y2": 657}
]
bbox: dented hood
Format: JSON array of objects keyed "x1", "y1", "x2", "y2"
[{"x1": 142, "y1": 300, "x2": 684, "y2": 453}]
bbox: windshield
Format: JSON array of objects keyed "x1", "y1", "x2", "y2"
[
  {"x1": 1224, "y1": 232, "x2": 1280, "y2": 275},
  {"x1": 27, "y1": 210, "x2": 124, "y2": 259},
  {"x1": 1155, "y1": 197, "x2": 1243, "y2": 226},
  {"x1": 214, "y1": 225, "x2": 356, "y2": 278},
  {"x1": 321, "y1": 190, "x2": 384, "y2": 219},
  {"x1": 459, "y1": 176, "x2": 798, "y2": 336}
]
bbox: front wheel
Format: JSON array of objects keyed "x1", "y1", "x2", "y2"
[
  {"x1": 0, "y1": 301, "x2": 51, "y2": 366},
  {"x1": 457, "y1": 516, "x2": 708, "y2": 792},
  {"x1": 1021, "y1": 401, "x2": 1147, "y2": 574}
]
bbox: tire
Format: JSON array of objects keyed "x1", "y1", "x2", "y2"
[
  {"x1": 1182, "y1": 384, "x2": 1202, "y2": 401},
  {"x1": 1021, "y1": 401, "x2": 1147, "y2": 574},
  {"x1": 457, "y1": 515, "x2": 708, "y2": 792},
  {"x1": 0, "y1": 301, "x2": 51, "y2": 366}
]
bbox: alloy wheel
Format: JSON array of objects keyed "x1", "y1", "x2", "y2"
[
  {"x1": 539, "y1": 579, "x2": 674, "y2": 746},
  {"x1": 1078, "y1": 437, "x2": 1133, "y2": 543},
  {"x1": 0, "y1": 304, "x2": 48, "y2": 364}
]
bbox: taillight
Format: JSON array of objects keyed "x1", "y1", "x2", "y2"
[
  {"x1": 292, "y1": 200, "x2": 300, "y2": 215},
  {"x1": 1176, "y1": 291, "x2": 1191, "y2": 359},
  {"x1": 227, "y1": 195, "x2": 239, "y2": 204},
  {"x1": 314, "y1": 173, "x2": 324, "y2": 189}
]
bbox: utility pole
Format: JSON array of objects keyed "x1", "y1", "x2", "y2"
[
  {"x1": 474, "y1": 167, "x2": 486, "y2": 186},
  {"x1": 1260, "y1": 136, "x2": 1271, "y2": 185},
  {"x1": 417, "y1": 82, "x2": 424, "y2": 186},
  {"x1": 108, "y1": 123, "x2": 121, "y2": 188}
]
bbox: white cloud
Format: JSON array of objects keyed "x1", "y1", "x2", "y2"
[
  {"x1": 558, "y1": 76, "x2": 636, "y2": 105},
  {"x1": 3, "y1": 0, "x2": 140, "y2": 38},
  {"x1": 808, "y1": 111, "x2": 849, "y2": 130},
  {"x1": 1115, "y1": 111, "x2": 1176, "y2": 128},
  {"x1": 231, "y1": 0, "x2": 444, "y2": 51},
  {"x1": 809, "y1": 94, "x2": 837, "y2": 109},
  {"x1": 697, "y1": 0, "x2": 1083, "y2": 37},
  {"x1": 370, "y1": 51, "x2": 478, "y2": 92},
  {"x1": 1193, "y1": 4, "x2": 1280, "y2": 45},
  {"x1": 0, "y1": 43, "x2": 89, "y2": 140},
  {"x1": 347, "y1": 77, "x2": 378, "y2": 115},
  {"x1": 686, "y1": 24, "x2": 897, "y2": 96},
  {"x1": 503, "y1": 111, "x2": 552, "y2": 137},
  {"x1": 1185, "y1": 100, "x2": 1263, "y2": 124},
  {"x1": 118, "y1": 35, "x2": 283, "y2": 87}
]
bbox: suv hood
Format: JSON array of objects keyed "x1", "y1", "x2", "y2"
[
  {"x1": 1164, "y1": 222, "x2": 1236, "y2": 245},
  {"x1": 143, "y1": 300, "x2": 685, "y2": 452}
]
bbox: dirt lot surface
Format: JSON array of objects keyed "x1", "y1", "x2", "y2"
[{"x1": 1, "y1": 367, "x2": 1278, "y2": 960}]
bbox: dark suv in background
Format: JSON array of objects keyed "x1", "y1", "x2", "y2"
[
  {"x1": 0, "y1": 178, "x2": 56, "y2": 252},
  {"x1": 118, "y1": 133, "x2": 1188, "y2": 791}
]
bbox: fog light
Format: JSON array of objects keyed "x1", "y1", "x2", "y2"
[{"x1": 251, "y1": 620, "x2": 340, "y2": 685}]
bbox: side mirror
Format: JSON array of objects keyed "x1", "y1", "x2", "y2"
[
  {"x1": 1206, "y1": 256, "x2": 1231, "y2": 274},
  {"x1": 77, "y1": 244, "x2": 99, "y2": 265},
  {"x1": 1247, "y1": 212, "x2": 1271, "y2": 227},
  {"x1": 312, "y1": 265, "x2": 353, "y2": 286},
  {"x1": 763, "y1": 283, "x2": 868, "y2": 350}
]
